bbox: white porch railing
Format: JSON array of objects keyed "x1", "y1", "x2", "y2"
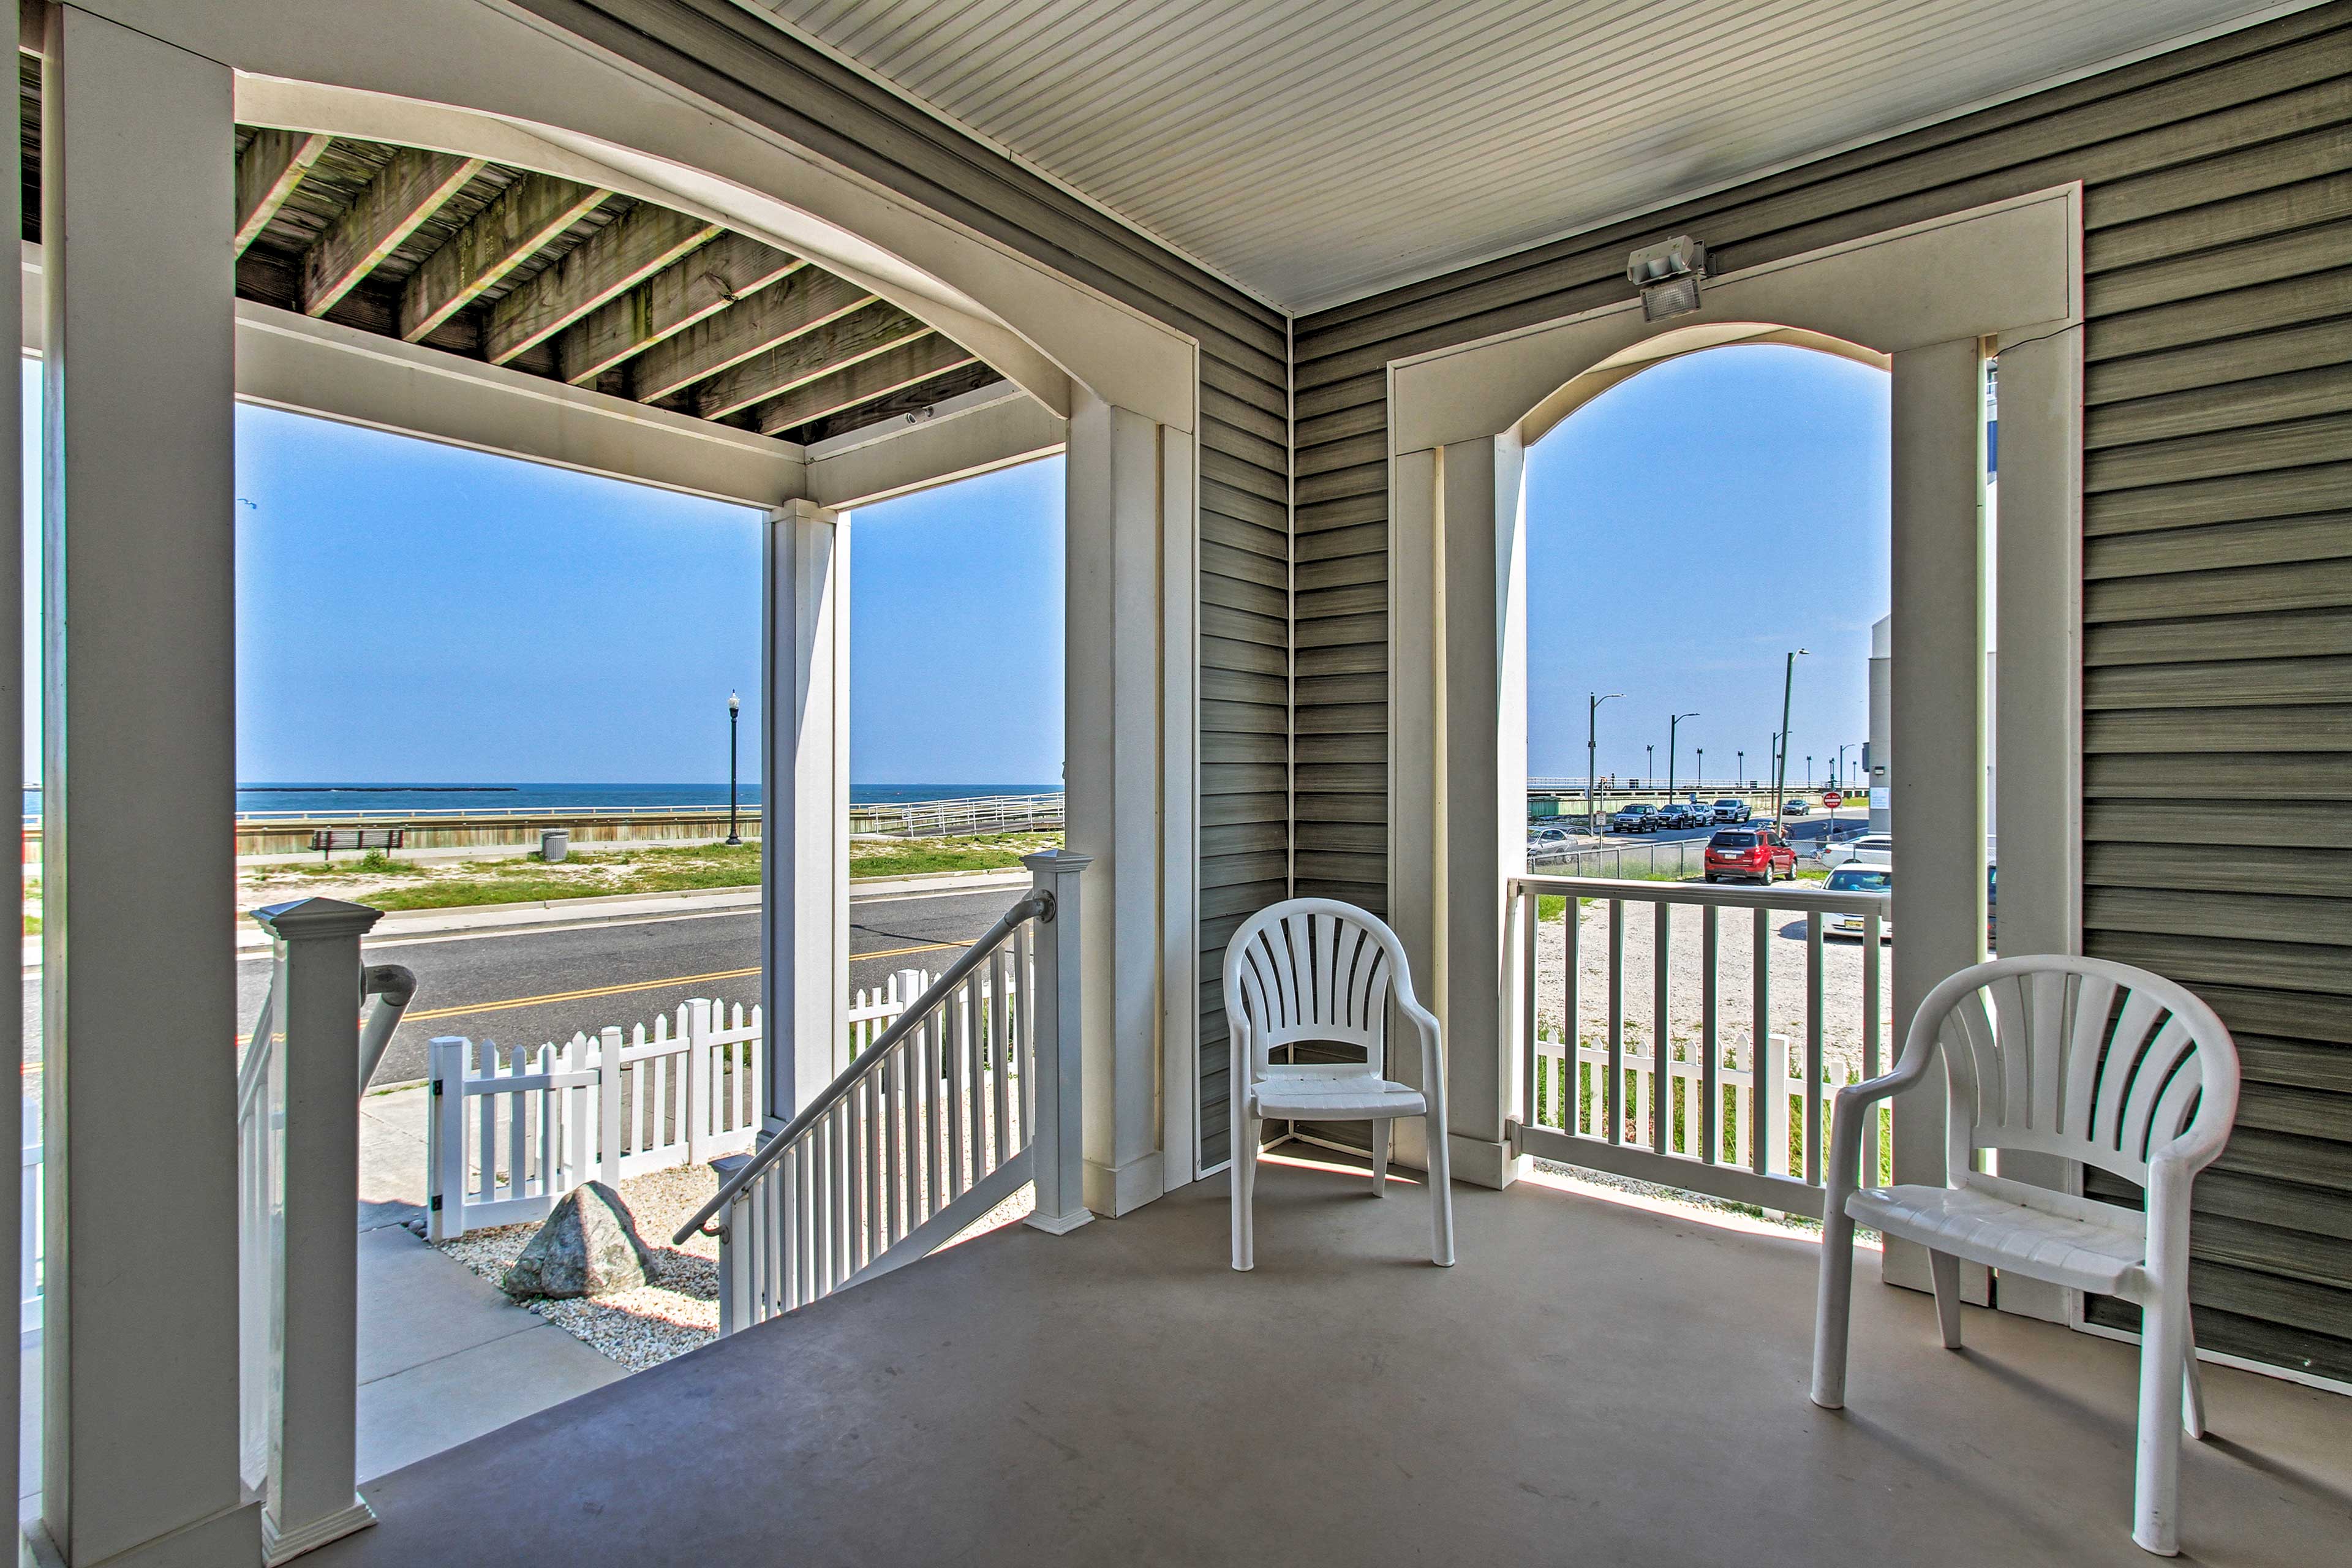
[
  {"x1": 677, "y1": 850, "x2": 1091, "y2": 1335},
  {"x1": 1507, "y1": 875, "x2": 1892, "y2": 1216},
  {"x1": 20, "y1": 1098, "x2": 38, "y2": 1348},
  {"x1": 236, "y1": 899, "x2": 418, "y2": 1565},
  {"x1": 426, "y1": 1000, "x2": 764, "y2": 1240}
]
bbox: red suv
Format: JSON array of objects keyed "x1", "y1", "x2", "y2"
[{"x1": 1705, "y1": 826, "x2": 1793, "y2": 884}]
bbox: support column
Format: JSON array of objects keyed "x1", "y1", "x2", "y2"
[
  {"x1": 1064, "y1": 394, "x2": 1164, "y2": 1216},
  {"x1": 1387, "y1": 449, "x2": 1441, "y2": 1172},
  {"x1": 761, "y1": 499, "x2": 850, "y2": 1128},
  {"x1": 1886, "y1": 336, "x2": 1991, "y2": 1300},
  {"x1": 1986, "y1": 323, "x2": 2086, "y2": 1322},
  {"x1": 1385, "y1": 436, "x2": 1525, "y2": 1191},
  {"x1": 37, "y1": 8, "x2": 255, "y2": 1565}
]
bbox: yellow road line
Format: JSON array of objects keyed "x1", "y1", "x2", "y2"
[{"x1": 398, "y1": 938, "x2": 966, "y2": 1023}]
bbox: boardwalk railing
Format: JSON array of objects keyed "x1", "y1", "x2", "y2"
[
  {"x1": 676, "y1": 851, "x2": 1091, "y2": 1334},
  {"x1": 1507, "y1": 875, "x2": 1891, "y2": 1216},
  {"x1": 236, "y1": 899, "x2": 417, "y2": 1563},
  {"x1": 848, "y1": 791, "x2": 1064, "y2": 838},
  {"x1": 427, "y1": 1000, "x2": 764, "y2": 1240}
]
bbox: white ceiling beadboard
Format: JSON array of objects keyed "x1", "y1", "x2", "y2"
[{"x1": 748, "y1": 0, "x2": 2305, "y2": 312}]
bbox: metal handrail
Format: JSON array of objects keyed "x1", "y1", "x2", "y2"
[
  {"x1": 673, "y1": 887, "x2": 1050, "y2": 1243},
  {"x1": 360, "y1": 965, "x2": 418, "y2": 1086}
]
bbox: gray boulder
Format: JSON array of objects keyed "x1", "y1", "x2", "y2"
[{"x1": 503, "y1": 1181, "x2": 654, "y2": 1300}]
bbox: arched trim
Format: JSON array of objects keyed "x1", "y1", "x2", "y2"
[{"x1": 1383, "y1": 189, "x2": 2086, "y2": 1300}]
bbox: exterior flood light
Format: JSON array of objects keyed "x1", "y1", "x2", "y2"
[{"x1": 1627, "y1": 235, "x2": 1709, "y2": 320}]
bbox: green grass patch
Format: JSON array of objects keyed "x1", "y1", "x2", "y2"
[{"x1": 294, "y1": 832, "x2": 1060, "y2": 913}]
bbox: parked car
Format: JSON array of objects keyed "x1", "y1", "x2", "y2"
[
  {"x1": 1608, "y1": 802, "x2": 1660, "y2": 834},
  {"x1": 1704, "y1": 826, "x2": 1794, "y2": 884},
  {"x1": 1531, "y1": 827, "x2": 1570, "y2": 843},
  {"x1": 1668, "y1": 801, "x2": 1713, "y2": 829},
  {"x1": 1819, "y1": 832, "x2": 1893, "y2": 870},
  {"x1": 1782, "y1": 798, "x2": 1811, "y2": 816},
  {"x1": 1826, "y1": 865, "x2": 1893, "y2": 939},
  {"x1": 1711, "y1": 799, "x2": 1749, "y2": 823}
]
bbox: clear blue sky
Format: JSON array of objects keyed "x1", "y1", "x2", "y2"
[
  {"x1": 18, "y1": 360, "x2": 1063, "y2": 787},
  {"x1": 20, "y1": 345, "x2": 1882, "y2": 791},
  {"x1": 1526, "y1": 345, "x2": 1889, "y2": 789}
]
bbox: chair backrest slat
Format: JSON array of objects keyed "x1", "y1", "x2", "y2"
[
  {"x1": 1224, "y1": 899, "x2": 1406, "y2": 1077},
  {"x1": 1913, "y1": 954, "x2": 2238, "y2": 1188}
]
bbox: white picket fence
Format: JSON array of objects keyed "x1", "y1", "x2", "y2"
[
  {"x1": 428, "y1": 999, "x2": 763, "y2": 1240},
  {"x1": 1528, "y1": 1029, "x2": 1894, "y2": 1194},
  {"x1": 428, "y1": 967, "x2": 1022, "y2": 1240}
]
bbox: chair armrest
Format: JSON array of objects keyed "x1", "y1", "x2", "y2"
[
  {"x1": 1823, "y1": 1051, "x2": 1935, "y2": 1204},
  {"x1": 1400, "y1": 996, "x2": 1447, "y2": 1131}
]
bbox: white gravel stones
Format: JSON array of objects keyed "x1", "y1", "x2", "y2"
[{"x1": 437, "y1": 1164, "x2": 722, "y2": 1371}]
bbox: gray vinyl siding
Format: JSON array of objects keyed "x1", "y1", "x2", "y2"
[
  {"x1": 516, "y1": 0, "x2": 1291, "y2": 1171},
  {"x1": 1292, "y1": 6, "x2": 2352, "y2": 1378}
]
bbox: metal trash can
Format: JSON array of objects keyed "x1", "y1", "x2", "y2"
[{"x1": 540, "y1": 827, "x2": 569, "y2": 863}]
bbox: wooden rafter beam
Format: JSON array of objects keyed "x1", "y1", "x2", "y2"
[
  {"x1": 301, "y1": 147, "x2": 486, "y2": 317},
  {"x1": 754, "y1": 336, "x2": 978, "y2": 437},
  {"x1": 632, "y1": 266, "x2": 875, "y2": 405},
  {"x1": 233, "y1": 129, "x2": 331, "y2": 256},
  {"x1": 399, "y1": 173, "x2": 608, "y2": 342},
  {"x1": 550, "y1": 229, "x2": 797, "y2": 383},
  {"x1": 693, "y1": 302, "x2": 936, "y2": 421},
  {"x1": 488, "y1": 203, "x2": 733, "y2": 366}
]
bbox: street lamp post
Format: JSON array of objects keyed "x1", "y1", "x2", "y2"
[
  {"x1": 1737, "y1": 748, "x2": 1744, "y2": 786},
  {"x1": 1807, "y1": 755, "x2": 1815, "y2": 789},
  {"x1": 1586, "y1": 692, "x2": 1622, "y2": 834},
  {"x1": 1667, "y1": 712, "x2": 1698, "y2": 803},
  {"x1": 725, "y1": 689, "x2": 743, "y2": 845},
  {"x1": 1773, "y1": 649, "x2": 1809, "y2": 816},
  {"x1": 1695, "y1": 747, "x2": 1705, "y2": 791},
  {"x1": 1645, "y1": 744, "x2": 1654, "y2": 788}
]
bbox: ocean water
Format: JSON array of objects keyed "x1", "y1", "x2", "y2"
[{"x1": 23, "y1": 782, "x2": 1061, "y2": 818}]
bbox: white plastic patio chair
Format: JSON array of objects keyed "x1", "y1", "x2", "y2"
[
  {"x1": 1811, "y1": 954, "x2": 2239, "y2": 1556},
  {"x1": 1223, "y1": 899, "x2": 1454, "y2": 1271}
]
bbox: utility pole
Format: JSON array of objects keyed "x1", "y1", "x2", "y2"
[
  {"x1": 1585, "y1": 692, "x2": 1621, "y2": 834},
  {"x1": 1773, "y1": 649, "x2": 1808, "y2": 816},
  {"x1": 1668, "y1": 712, "x2": 1698, "y2": 803}
]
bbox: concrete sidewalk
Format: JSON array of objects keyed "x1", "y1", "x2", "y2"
[{"x1": 352, "y1": 1085, "x2": 625, "y2": 1479}]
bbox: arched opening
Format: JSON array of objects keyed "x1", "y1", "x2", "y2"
[
  {"x1": 1517, "y1": 338, "x2": 1901, "y2": 1201},
  {"x1": 18, "y1": 8, "x2": 1204, "y2": 1555},
  {"x1": 1381, "y1": 192, "x2": 2078, "y2": 1284}
]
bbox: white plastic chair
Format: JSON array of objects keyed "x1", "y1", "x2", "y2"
[
  {"x1": 1223, "y1": 899, "x2": 1454, "y2": 1271},
  {"x1": 1811, "y1": 954, "x2": 2239, "y2": 1556}
]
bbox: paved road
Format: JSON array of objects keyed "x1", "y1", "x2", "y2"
[{"x1": 190, "y1": 883, "x2": 1017, "y2": 1087}]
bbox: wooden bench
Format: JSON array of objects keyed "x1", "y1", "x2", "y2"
[{"x1": 309, "y1": 827, "x2": 404, "y2": 862}]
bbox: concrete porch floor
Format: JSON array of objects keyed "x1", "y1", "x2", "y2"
[{"x1": 311, "y1": 1155, "x2": 2350, "y2": 1567}]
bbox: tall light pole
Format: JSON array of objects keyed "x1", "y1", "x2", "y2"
[
  {"x1": 1667, "y1": 712, "x2": 1698, "y2": 802},
  {"x1": 1645, "y1": 744, "x2": 1654, "y2": 788},
  {"x1": 1585, "y1": 692, "x2": 1621, "y2": 832},
  {"x1": 1836, "y1": 742, "x2": 1855, "y2": 793},
  {"x1": 1773, "y1": 649, "x2": 1808, "y2": 816},
  {"x1": 1695, "y1": 747, "x2": 1705, "y2": 791},
  {"x1": 1807, "y1": 755, "x2": 1815, "y2": 789},
  {"x1": 725, "y1": 689, "x2": 743, "y2": 845},
  {"x1": 1737, "y1": 748, "x2": 1745, "y2": 786}
]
